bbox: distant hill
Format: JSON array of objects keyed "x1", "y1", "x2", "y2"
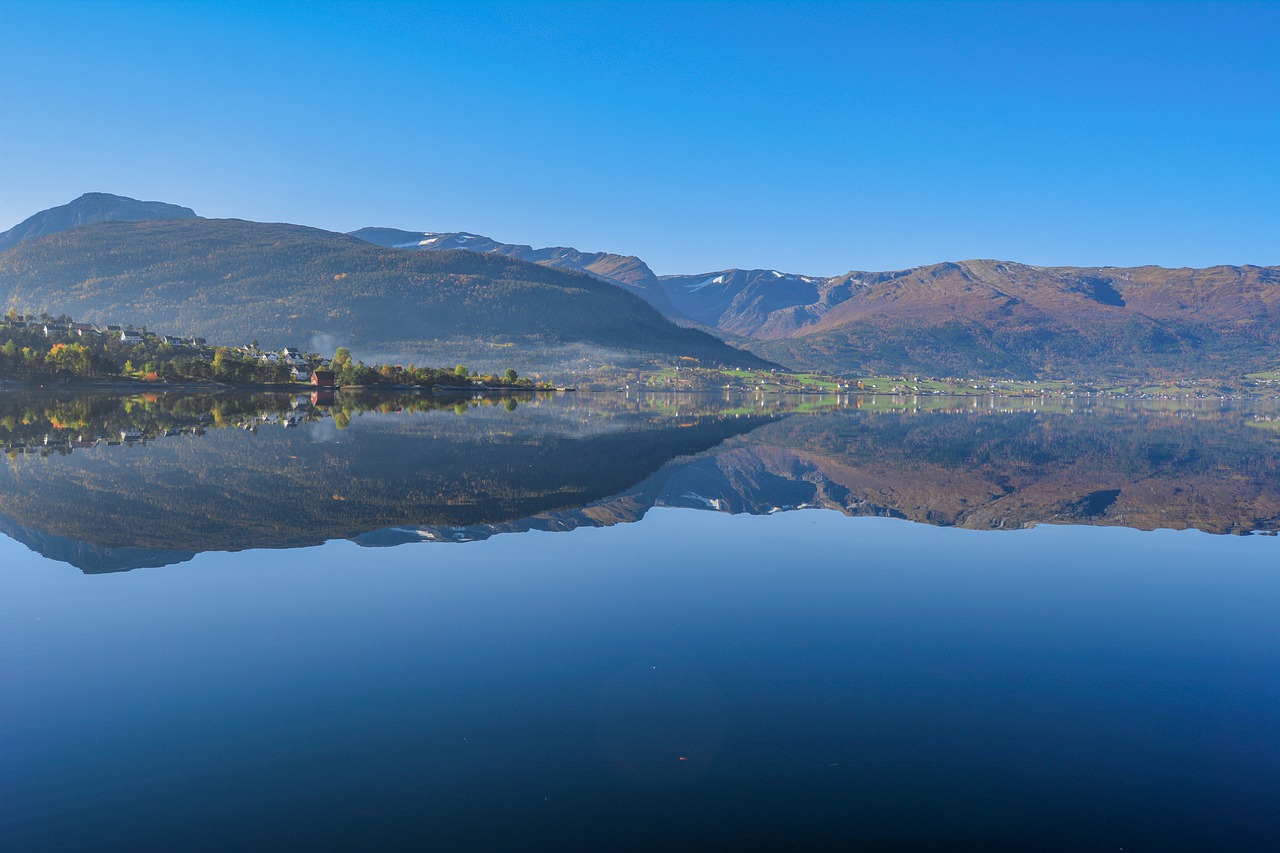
[
  {"x1": 0, "y1": 217, "x2": 771, "y2": 370},
  {"x1": 0, "y1": 192, "x2": 199, "y2": 252}
]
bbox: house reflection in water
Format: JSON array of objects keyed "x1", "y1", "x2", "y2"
[{"x1": 310, "y1": 369, "x2": 336, "y2": 405}]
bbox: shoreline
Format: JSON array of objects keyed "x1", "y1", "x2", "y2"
[
  {"x1": 0, "y1": 378, "x2": 552, "y2": 395},
  {"x1": 1, "y1": 374, "x2": 1274, "y2": 403}
]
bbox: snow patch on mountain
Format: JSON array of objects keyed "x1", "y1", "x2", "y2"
[{"x1": 687, "y1": 274, "x2": 726, "y2": 292}]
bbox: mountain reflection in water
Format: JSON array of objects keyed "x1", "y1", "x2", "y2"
[{"x1": 1, "y1": 390, "x2": 1278, "y2": 571}]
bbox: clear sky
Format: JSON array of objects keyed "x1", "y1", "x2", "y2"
[{"x1": 1, "y1": 1, "x2": 1276, "y2": 275}]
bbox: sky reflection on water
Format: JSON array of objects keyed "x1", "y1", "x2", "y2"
[{"x1": 2, "y1": 508, "x2": 1277, "y2": 850}]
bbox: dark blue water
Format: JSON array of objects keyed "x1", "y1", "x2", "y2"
[{"x1": 3, "y1": 509, "x2": 1278, "y2": 850}]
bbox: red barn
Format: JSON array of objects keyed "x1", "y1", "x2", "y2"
[{"x1": 311, "y1": 370, "x2": 336, "y2": 388}]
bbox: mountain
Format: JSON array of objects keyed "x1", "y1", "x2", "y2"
[
  {"x1": 661, "y1": 260, "x2": 1280, "y2": 339},
  {"x1": 0, "y1": 217, "x2": 770, "y2": 370},
  {"x1": 656, "y1": 267, "x2": 832, "y2": 336},
  {"x1": 350, "y1": 223, "x2": 1280, "y2": 377},
  {"x1": 727, "y1": 260, "x2": 1280, "y2": 377},
  {"x1": 0, "y1": 192, "x2": 199, "y2": 252},
  {"x1": 5, "y1": 194, "x2": 1277, "y2": 377},
  {"x1": 349, "y1": 227, "x2": 682, "y2": 317}
]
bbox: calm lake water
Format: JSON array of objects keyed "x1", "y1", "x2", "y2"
[{"x1": 2, "y1": 391, "x2": 1278, "y2": 849}]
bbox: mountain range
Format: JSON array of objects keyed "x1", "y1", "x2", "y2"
[
  {"x1": 2, "y1": 193, "x2": 1277, "y2": 377},
  {"x1": 347, "y1": 224, "x2": 1280, "y2": 377},
  {"x1": 0, "y1": 195, "x2": 767, "y2": 371}
]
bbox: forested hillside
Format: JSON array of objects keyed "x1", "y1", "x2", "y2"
[{"x1": 0, "y1": 218, "x2": 770, "y2": 370}]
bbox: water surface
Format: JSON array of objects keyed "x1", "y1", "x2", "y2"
[{"x1": 1, "y1": 391, "x2": 1278, "y2": 849}]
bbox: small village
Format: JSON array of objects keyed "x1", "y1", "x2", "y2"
[
  {"x1": 1, "y1": 311, "x2": 327, "y2": 379},
  {"x1": 4, "y1": 312, "x2": 1277, "y2": 404},
  {"x1": 0, "y1": 312, "x2": 541, "y2": 392}
]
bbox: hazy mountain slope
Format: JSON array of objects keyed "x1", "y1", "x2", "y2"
[
  {"x1": 349, "y1": 227, "x2": 682, "y2": 317},
  {"x1": 0, "y1": 192, "x2": 199, "y2": 252},
  {"x1": 0, "y1": 218, "x2": 770, "y2": 368}
]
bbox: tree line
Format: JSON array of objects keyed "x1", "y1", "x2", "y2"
[
  {"x1": 327, "y1": 346, "x2": 530, "y2": 389},
  {"x1": 0, "y1": 322, "x2": 295, "y2": 384},
  {"x1": 0, "y1": 317, "x2": 537, "y2": 390}
]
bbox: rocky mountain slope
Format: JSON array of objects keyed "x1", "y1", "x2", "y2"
[{"x1": 738, "y1": 260, "x2": 1280, "y2": 376}]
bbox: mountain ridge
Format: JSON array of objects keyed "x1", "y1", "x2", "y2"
[
  {"x1": 4, "y1": 194, "x2": 1278, "y2": 377},
  {"x1": 349, "y1": 222, "x2": 1280, "y2": 376},
  {"x1": 0, "y1": 192, "x2": 200, "y2": 253},
  {"x1": 348, "y1": 226, "x2": 682, "y2": 317},
  {"x1": 0, "y1": 215, "x2": 771, "y2": 371}
]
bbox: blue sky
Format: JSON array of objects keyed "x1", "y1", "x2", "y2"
[{"x1": 1, "y1": 1, "x2": 1276, "y2": 275}]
